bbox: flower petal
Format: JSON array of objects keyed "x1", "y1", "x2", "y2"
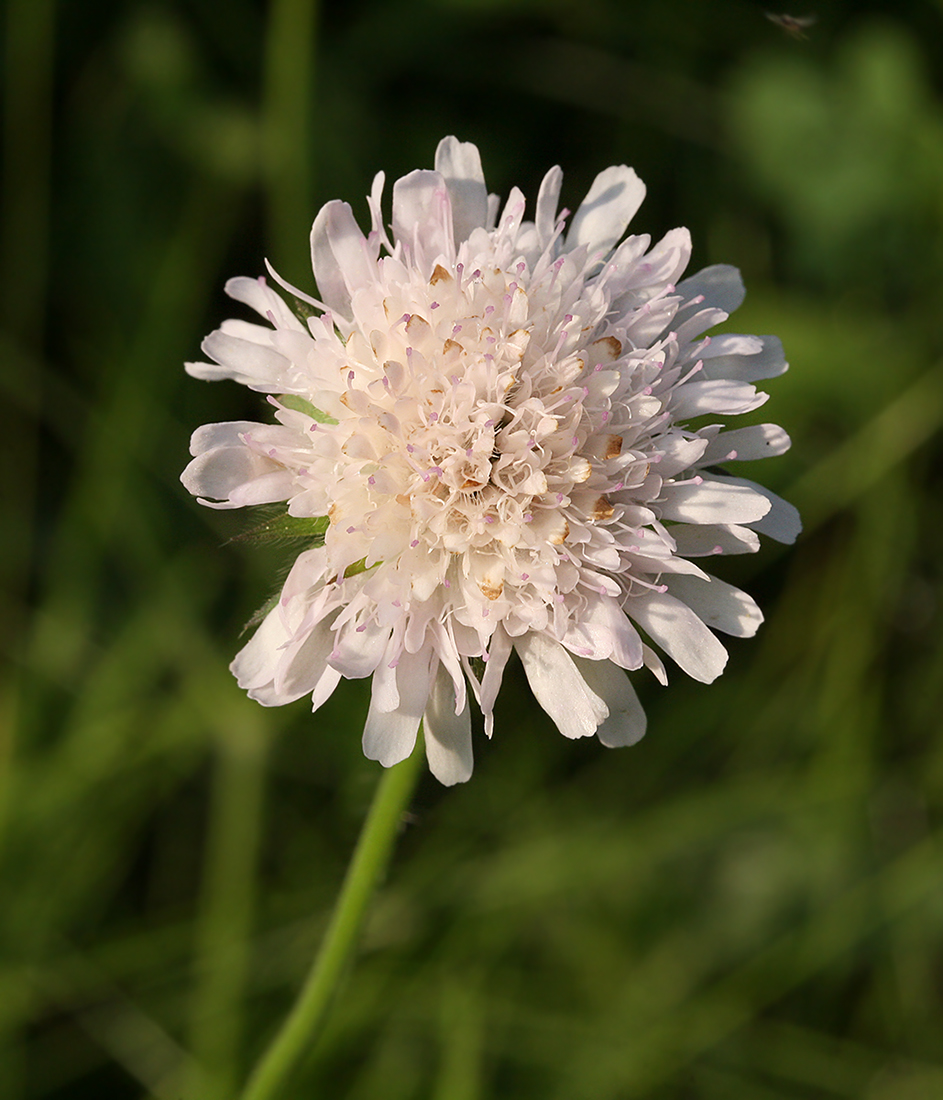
[
  {"x1": 710, "y1": 474, "x2": 802, "y2": 544},
  {"x1": 180, "y1": 445, "x2": 288, "y2": 509},
  {"x1": 275, "y1": 612, "x2": 340, "y2": 698},
  {"x1": 392, "y1": 169, "x2": 452, "y2": 263},
  {"x1": 189, "y1": 330, "x2": 292, "y2": 391},
  {"x1": 535, "y1": 164, "x2": 563, "y2": 250},
  {"x1": 676, "y1": 264, "x2": 746, "y2": 315},
  {"x1": 573, "y1": 657, "x2": 647, "y2": 747},
  {"x1": 434, "y1": 136, "x2": 488, "y2": 245},
  {"x1": 566, "y1": 165, "x2": 646, "y2": 257},
  {"x1": 659, "y1": 479, "x2": 772, "y2": 526},
  {"x1": 670, "y1": 379, "x2": 768, "y2": 418},
  {"x1": 423, "y1": 662, "x2": 473, "y2": 785},
  {"x1": 224, "y1": 276, "x2": 305, "y2": 331},
  {"x1": 230, "y1": 607, "x2": 293, "y2": 704},
  {"x1": 187, "y1": 421, "x2": 261, "y2": 456},
  {"x1": 700, "y1": 423, "x2": 792, "y2": 465},
  {"x1": 311, "y1": 200, "x2": 377, "y2": 320},
  {"x1": 628, "y1": 590, "x2": 728, "y2": 683},
  {"x1": 663, "y1": 574, "x2": 764, "y2": 638},
  {"x1": 362, "y1": 646, "x2": 434, "y2": 766},
  {"x1": 561, "y1": 594, "x2": 644, "y2": 670},
  {"x1": 516, "y1": 634, "x2": 608, "y2": 739},
  {"x1": 699, "y1": 334, "x2": 788, "y2": 383},
  {"x1": 669, "y1": 523, "x2": 761, "y2": 557}
]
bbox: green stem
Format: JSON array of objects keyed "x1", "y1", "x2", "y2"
[{"x1": 238, "y1": 733, "x2": 425, "y2": 1100}]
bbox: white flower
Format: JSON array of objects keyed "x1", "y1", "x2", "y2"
[{"x1": 182, "y1": 137, "x2": 799, "y2": 785}]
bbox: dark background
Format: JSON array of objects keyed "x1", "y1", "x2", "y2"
[{"x1": 2, "y1": 0, "x2": 943, "y2": 1097}]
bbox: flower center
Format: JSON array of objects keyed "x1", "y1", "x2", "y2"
[{"x1": 326, "y1": 259, "x2": 595, "y2": 575}]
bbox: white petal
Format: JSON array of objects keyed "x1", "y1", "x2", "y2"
[
  {"x1": 561, "y1": 595, "x2": 643, "y2": 670},
  {"x1": 391, "y1": 169, "x2": 451, "y2": 261},
  {"x1": 480, "y1": 624, "x2": 513, "y2": 738},
  {"x1": 224, "y1": 276, "x2": 305, "y2": 331},
  {"x1": 224, "y1": 470, "x2": 296, "y2": 508},
  {"x1": 654, "y1": 434, "x2": 710, "y2": 477},
  {"x1": 676, "y1": 264, "x2": 745, "y2": 315},
  {"x1": 628, "y1": 591, "x2": 728, "y2": 684},
  {"x1": 193, "y1": 331, "x2": 292, "y2": 391},
  {"x1": 671, "y1": 379, "x2": 768, "y2": 418},
  {"x1": 180, "y1": 446, "x2": 285, "y2": 507},
  {"x1": 573, "y1": 658, "x2": 647, "y2": 748},
  {"x1": 663, "y1": 574, "x2": 763, "y2": 638},
  {"x1": 700, "y1": 333, "x2": 764, "y2": 359},
  {"x1": 362, "y1": 646, "x2": 434, "y2": 766},
  {"x1": 330, "y1": 617, "x2": 391, "y2": 679},
  {"x1": 699, "y1": 334, "x2": 788, "y2": 383},
  {"x1": 535, "y1": 165, "x2": 564, "y2": 248},
  {"x1": 613, "y1": 226, "x2": 690, "y2": 292},
  {"x1": 219, "y1": 318, "x2": 276, "y2": 345},
  {"x1": 310, "y1": 665, "x2": 342, "y2": 713},
  {"x1": 275, "y1": 613, "x2": 339, "y2": 697},
  {"x1": 642, "y1": 643, "x2": 668, "y2": 686},
  {"x1": 674, "y1": 307, "x2": 730, "y2": 347},
  {"x1": 366, "y1": 640, "x2": 399, "y2": 714},
  {"x1": 310, "y1": 200, "x2": 356, "y2": 319},
  {"x1": 670, "y1": 523, "x2": 761, "y2": 557},
  {"x1": 229, "y1": 607, "x2": 288, "y2": 699},
  {"x1": 566, "y1": 165, "x2": 646, "y2": 256},
  {"x1": 423, "y1": 662, "x2": 473, "y2": 785},
  {"x1": 188, "y1": 421, "x2": 261, "y2": 457},
  {"x1": 312, "y1": 200, "x2": 377, "y2": 320},
  {"x1": 361, "y1": 705, "x2": 421, "y2": 769},
  {"x1": 396, "y1": 646, "x2": 436, "y2": 722},
  {"x1": 659, "y1": 479, "x2": 772, "y2": 525},
  {"x1": 516, "y1": 634, "x2": 608, "y2": 739},
  {"x1": 700, "y1": 424, "x2": 792, "y2": 465},
  {"x1": 434, "y1": 137, "x2": 488, "y2": 245},
  {"x1": 710, "y1": 474, "x2": 802, "y2": 544}
]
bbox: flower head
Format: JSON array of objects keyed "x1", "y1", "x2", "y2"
[{"x1": 182, "y1": 137, "x2": 799, "y2": 784}]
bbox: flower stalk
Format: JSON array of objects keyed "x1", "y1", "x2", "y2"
[{"x1": 238, "y1": 731, "x2": 425, "y2": 1100}]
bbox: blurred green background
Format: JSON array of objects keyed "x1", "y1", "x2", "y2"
[{"x1": 3, "y1": 0, "x2": 943, "y2": 1097}]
